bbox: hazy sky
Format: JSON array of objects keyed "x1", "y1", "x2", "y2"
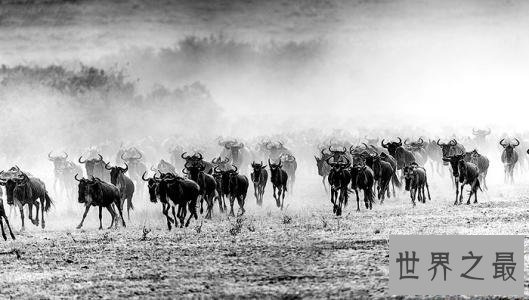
[{"x1": 2, "y1": 0, "x2": 529, "y2": 129}]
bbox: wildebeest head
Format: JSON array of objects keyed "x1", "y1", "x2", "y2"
[
  {"x1": 442, "y1": 154, "x2": 465, "y2": 177},
  {"x1": 500, "y1": 138, "x2": 519, "y2": 158},
  {"x1": 403, "y1": 163, "x2": 419, "y2": 191},
  {"x1": 121, "y1": 150, "x2": 142, "y2": 164},
  {"x1": 472, "y1": 128, "x2": 491, "y2": 137},
  {"x1": 250, "y1": 161, "x2": 266, "y2": 182},
  {"x1": 404, "y1": 138, "x2": 425, "y2": 151},
  {"x1": 221, "y1": 140, "x2": 244, "y2": 163},
  {"x1": 381, "y1": 138, "x2": 402, "y2": 156},
  {"x1": 214, "y1": 166, "x2": 235, "y2": 193},
  {"x1": 183, "y1": 160, "x2": 205, "y2": 180},
  {"x1": 78, "y1": 154, "x2": 104, "y2": 178},
  {"x1": 212, "y1": 156, "x2": 230, "y2": 171},
  {"x1": 436, "y1": 139, "x2": 460, "y2": 164},
  {"x1": 48, "y1": 151, "x2": 69, "y2": 169},
  {"x1": 142, "y1": 171, "x2": 161, "y2": 203},
  {"x1": 105, "y1": 161, "x2": 128, "y2": 185},
  {"x1": 74, "y1": 174, "x2": 94, "y2": 204}
]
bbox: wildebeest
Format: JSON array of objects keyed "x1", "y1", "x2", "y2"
[
  {"x1": 3, "y1": 172, "x2": 52, "y2": 230},
  {"x1": 250, "y1": 161, "x2": 268, "y2": 206},
  {"x1": 75, "y1": 175, "x2": 125, "y2": 229},
  {"x1": 472, "y1": 128, "x2": 491, "y2": 147},
  {"x1": 500, "y1": 138, "x2": 519, "y2": 184},
  {"x1": 457, "y1": 159, "x2": 482, "y2": 204},
  {"x1": 327, "y1": 156, "x2": 351, "y2": 215},
  {"x1": 372, "y1": 154, "x2": 400, "y2": 203},
  {"x1": 155, "y1": 159, "x2": 177, "y2": 175},
  {"x1": 466, "y1": 150, "x2": 490, "y2": 190},
  {"x1": 227, "y1": 166, "x2": 249, "y2": 216},
  {"x1": 381, "y1": 138, "x2": 418, "y2": 170},
  {"x1": 279, "y1": 153, "x2": 297, "y2": 194},
  {"x1": 183, "y1": 161, "x2": 216, "y2": 219},
  {"x1": 48, "y1": 151, "x2": 83, "y2": 201},
  {"x1": 0, "y1": 179, "x2": 15, "y2": 240},
  {"x1": 105, "y1": 162, "x2": 135, "y2": 220},
  {"x1": 78, "y1": 154, "x2": 110, "y2": 182},
  {"x1": 157, "y1": 172, "x2": 200, "y2": 227},
  {"x1": 403, "y1": 163, "x2": 431, "y2": 206},
  {"x1": 218, "y1": 139, "x2": 252, "y2": 172},
  {"x1": 211, "y1": 156, "x2": 231, "y2": 171},
  {"x1": 265, "y1": 141, "x2": 291, "y2": 161},
  {"x1": 268, "y1": 159, "x2": 288, "y2": 209},
  {"x1": 120, "y1": 152, "x2": 147, "y2": 196},
  {"x1": 143, "y1": 171, "x2": 176, "y2": 229},
  {"x1": 403, "y1": 138, "x2": 427, "y2": 166},
  {"x1": 181, "y1": 152, "x2": 213, "y2": 174},
  {"x1": 425, "y1": 139, "x2": 444, "y2": 176},
  {"x1": 350, "y1": 164, "x2": 375, "y2": 211}
]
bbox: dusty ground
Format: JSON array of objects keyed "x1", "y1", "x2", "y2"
[{"x1": 0, "y1": 173, "x2": 528, "y2": 299}]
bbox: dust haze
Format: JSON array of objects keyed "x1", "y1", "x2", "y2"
[{"x1": 1, "y1": 0, "x2": 528, "y2": 203}]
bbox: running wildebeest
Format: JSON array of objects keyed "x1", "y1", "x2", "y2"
[
  {"x1": 350, "y1": 163, "x2": 375, "y2": 211},
  {"x1": 280, "y1": 153, "x2": 297, "y2": 194},
  {"x1": 3, "y1": 172, "x2": 52, "y2": 230},
  {"x1": 48, "y1": 151, "x2": 83, "y2": 201},
  {"x1": 157, "y1": 172, "x2": 200, "y2": 227},
  {"x1": 500, "y1": 138, "x2": 519, "y2": 184},
  {"x1": 250, "y1": 161, "x2": 268, "y2": 206},
  {"x1": 105, "y1": 162, "x2": 135, "y2": 220},
  {"x1": 268, "y1": 159, "x2": 288, "y2": 209},
  {"x1": 227, "y1": 165, "x2": 249, "y2": 216},
  {"x1": 0, "y1": 178, "x2": 15, "y2": 240},
  {"x1": 183, "y1": 161, "x2": 216, "y2": 219},
  {"x1": 381, "y1": 138, "x2": 418, "y2": 170},
  {"x1": 372, "y1": 153, "x2": 400, "y2": 203},
  {"x1": 466, "y1": 149, "x2": 490, "y2": 190},
  {"x1": 143, "y1": 171, "x2": 177, "y2": 229},
  {"x1": 75, "y1": 175, "x2": 126, "y2": 229},
  {"x1": 457, "y1": 158, "x2": 482, "y2": 204},
  {"x1": 327, "y1": 156, "x2": 351, "y2": 215},
  {"x1": 403, "y1": 163, "x2": 431, "y2": 206}
]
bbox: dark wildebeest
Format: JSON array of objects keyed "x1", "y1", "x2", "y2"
[
  {"x1": 500, "y1": 138, "x2": 519, "y2": 184},
  {"x1": 250, "y1": 161, "x2": 268, "y2": 206},
  {"x1": 79, "y1": 154, "x2": 110, "y2": 182},
  {"x1": 442, "y1": 154, "x2": 481, "y2": 205},
  {"x1": 280, "y1": 153, "x2": 297, "y2": 194},
  {"x1": 105, "y1": 162, "x2": 135, "y2": 220},
  {"x1": 381, "y1": 138, "x2": 418, "y2": 170},
  {"x1": 120, "y1": 152, "x2": 147, "y2": 197},
  {"x1": 75, "y1": 175, "x2": 125, "y2": 229},
  {"x1": 437, "y1": 138, "x2": 466, "y2": 190},
  {"x1": 48, "y1": 151, "x2": 83, "y2": 201},
  {"x1": 372, "y1": 154, "x2": 400, "y2": 203},
  {"x1": 212, "y1": 168, "x2": 228, "y2": 213},
  {"x1": 228, "y1": 166, "x2": 249, "y2": 216},
  {"x1": 4, "y1": 172, "x2": 52, "y2": 230},
  {"x1": 0, "y1": 178, "x2": 15, "y2": 240},
  {"x1": 327, "y1": 156, "x2": 351, "y2": 215},
  {"x1": 181, "y1": 152, "x2": 213, "y2": 174},
  {"x1": 183, "y1": 161, "x2": 217, "y2": 219},
  {"x1": 157, "y1": 173, "x2": 200, "y2": 227},
  {"x1": 465, "y1": 150, "x2": 490, "y2": 190},
  {"x1": 268, "y1": 159, "x2": 288, "y2": 209},
  {"x1": 350, "y1": 164, "x2": 375, "y2": 211},
  {"x1": 143, "y1": 171, "x2": 177, "y2": 229},
  {"x1": 403, "y1": 163, "x2": 431, "y2": 206},
  {"x1": 211, "y1": 156, "x2": 231, "y2": 171}
]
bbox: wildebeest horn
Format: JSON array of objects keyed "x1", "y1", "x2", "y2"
[
  {"x1": 195, "y1": 152, "x2": 203, "y2": 160},
  {"x1": 362, "y1": 143, "x2": 369, "y2": 149},
  {"x1": 74, "y1": 173, "x2": 81, "y2": 182},
  {"x1": 96, "y1": 154, "x2": 103, "y2": 161},
  {"x1": 120, "y1": 153, "x2": 126, "y2": 161},
  {"x1": 514, "y1": 138, "x2": 520, "y2": 147},
  {"x1": 182, "y1": 168, "x2": 189, "y2": 175},
  {"x1": 212, "y1": 157, "x2": 219, "y2": 164},
  {"x1": 142, "y1": 171, "x2": 149, "y2": 181},
  {"x1": 268, "y1": 158, "x2": 273, "y2": 166},
  {"x1": 396, "y1": 137, "x2": 402, "y2": 145},
  {"x1": 214, "y1": 166, "x2": 221, "y2": 173},
  {"x1": 48, "y1": 151, "x2": 53, "y2": 159},
  {"x1": 418, "y1": 138, "x2": 424, "y2": 145},
  {"x1": 104, "y1": 161, "x2": 112, "y2": 170},
  {"x1": 150, "y1": 166, "x2": 156, "y2": 171},
  {"x1": 404, "y1": 138, "x2": 409, "y2": 145},
  {"x1": 436, "y1": 139, "x2": 442, "y2": 146},
  {"x1": 381, "y1": 139, "x2": 388, "y2": 148},
  {"x1": 181, "y1": 152, "x2": 189, "y2": 159},
  {"x1": 499, "y1": 138, "x2": 506, "y2": 147},
  {"x1": 135, "y1": 152, "x2": 142, "y2": 160},
  {"x1": 449, "y1": 139, "x2": 457, "y2": 146},
  {"x1": 123, "y1": 163, "x2": 129, "y2": 172},
  {"x1": 78, "y1": 156, "x2": 86, "y2": 163},
  {"x1": 232, "y1": 165, "x2": 238, "y2": 173}
]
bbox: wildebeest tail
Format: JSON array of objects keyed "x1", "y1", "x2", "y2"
[
  {"x1": 391, "y1": 172, "x2": 401, "y2": 188},
  {"x1": 127, "y1": 197, "x2": 134, "y2": 212},
  {"x1": 44, "y1": 192, "x2": 53, "y2": 212}
]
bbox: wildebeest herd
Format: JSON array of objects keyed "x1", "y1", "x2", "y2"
[{"x1": 0, "y1": 130, "x2": 526, "y2": 240}]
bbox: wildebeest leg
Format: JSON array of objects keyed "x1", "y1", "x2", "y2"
[
  {"x1": 171, "y1": 206, "x2": 178, "y2": 226},
  {"x1": 115, "y1": 199, "x2": 126, "y2": 228},
  {"x1": 161, "y1": 204, "x2": 172, "y2": 230},
  {"x1": 355, "y1": 189, "x2": 360, "y2": 211},
  {"x1": 40, "y1": 199, "x2": 46, "y2": 229},
  {"x1": 280, "y1": 187, "x2": 286, "y2": 210},
  {"x1": 77, "y1": 205, "x2": 91, "y2": 229},
  {"x1": 184, "y1": 202, "x2": 194, "y2": 227},
  {"x1": 98, "y1": 206, "x2": 103, "y2": 230},
  {"x1": 228, "y1": 195, "x2": 235, "y2": 217},
  {"x1": 0, "y1": 218, "x2": 6, "y2": 241},
  {"x1": 106, "y1": 205, "x2": 116, "y2": 229},
  {"x1": 206, "y1": 194, "x2": 213, "y2": 219},
  {"x1": 254, "y1": 183, "x2": 259, "y2": 204},
  {"x1": 459, "y1": 184, "x2": 465, "y2": 204},
  {"x1": 1, "y1": 211, "x2": 15, "y2": 240},
  {"x1": 454, "y1": 177, "x2": 459, "y2": 205},
  {"x1": 32, "y1": 201, "x2": 40, "y2": 227},
  {"x1": 237, "y1": 195, "x2": 245, "y2": 216}
]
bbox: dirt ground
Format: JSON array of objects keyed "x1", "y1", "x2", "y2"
[{"x1": 0, "y1": 174, "x2": 528, "y2": 299}]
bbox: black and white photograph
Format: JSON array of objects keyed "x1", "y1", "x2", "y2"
[{"x1": 0, "y1": 0, "x2": 529, "y2": 298}]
